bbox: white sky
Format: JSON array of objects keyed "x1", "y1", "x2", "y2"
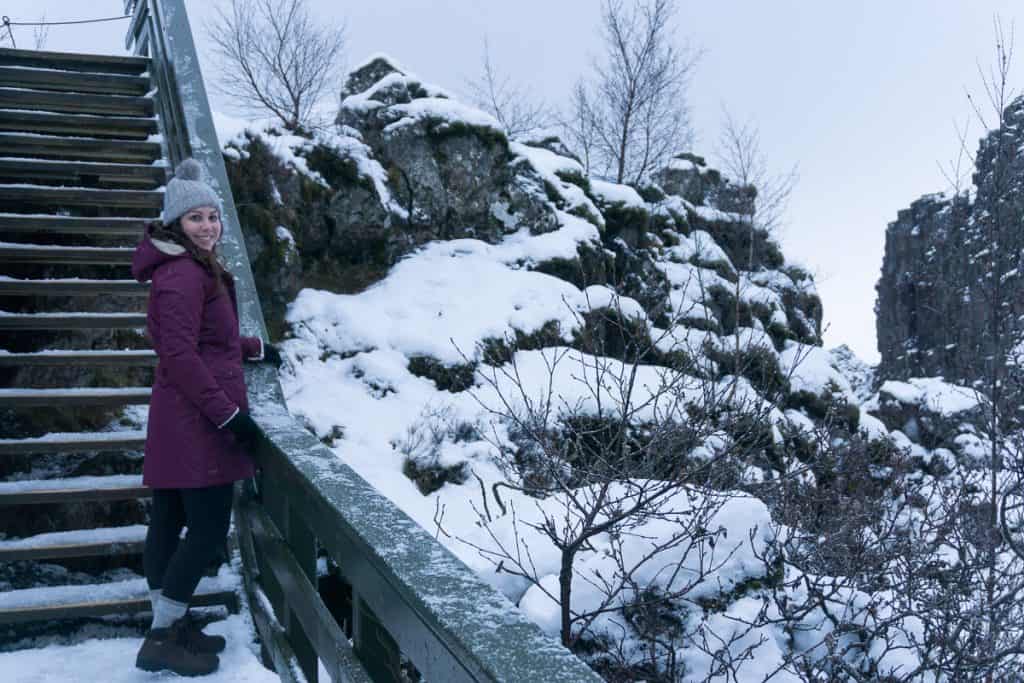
[{"x1": 4, "y1": 0, "x2": 1022, "y2": 363}]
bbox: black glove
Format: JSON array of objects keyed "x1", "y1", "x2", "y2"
[
  {"x1": 263, "y1": 343, "x2": 284, "y2": 368},
  {"x1": 223, "y1": 411, "x2": 264, "y2": 448}
]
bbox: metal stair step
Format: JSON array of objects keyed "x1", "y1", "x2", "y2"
[
  {"x1": 0, "y1": 576, "x2": 236, "y2": 625},
  {"x1": 0, "y1": 87, "x2": 154, "y2": 118},
  {"x1": 0, "y1": 110, "x2": 158, "y2": 140},
  {"x1": 0, "y1": 47, "x2": 149, "y2": 76},
  {"x1": 0, "y1": 66, "x2": 150, "y2": 97},
  {"x1": 0, "y1": 474, "x2": 149, "y2": 505},
  {"x1": 0, "y1": 429, "x2": 147, "y2": 455},
  {"x1": 0, "y1": 133, "x2": 162, "y2": 163},
  {"x1": 0, "y1": 387, "x2": 151, "y2": 408},
  {"x1": 0, "y1": 524, "x2": 147, "y2": 562},
  {"x1": 0, "y1": 242, "x2": 134, "y2": 264},
  {"x1": 0, "y1": 214, "x2": 149, "y2": 237},
  {"x1": 0, "y1": 349, "x2": 155, "y2": 366},
  {"x1": 0, "y1": 185, "x2": 163, "y2": 210},
  {"x1": 0, "y1": 277, "x2": 148, "y2": 296},
  {"x1": 0, "y1": 158, "x2": 166, "y2": 189},
  {"x1": 0, "y1": 312, "x2": 147, "y2": 330}
]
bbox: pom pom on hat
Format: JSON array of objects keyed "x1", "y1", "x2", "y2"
[
  {"x1": 161, "y1": 157, "x2": 222, "y2": 224},
  {"x1": 174, "y1": 158, "x2": 203, "y2": 182}
]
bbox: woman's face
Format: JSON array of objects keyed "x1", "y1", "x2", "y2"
[{"x1": 180, "y1": 206, "x2": 222, "y2": 252}]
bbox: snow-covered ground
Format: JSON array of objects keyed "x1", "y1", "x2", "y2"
[{"x1": 0, "y1": 612, "x2": 277, "y2": 683}]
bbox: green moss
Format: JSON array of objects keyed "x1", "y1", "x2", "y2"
[
  {"x1": 602, "y1": 203, "x2": 652, "y2": 247},
  {"x1": 479, "y1": 320, "x2": 565, "y2": 366},
  {"x1": 402, "y1": 457, "x2": 469, "y2": 495},
  {"x1": 696, "y1": 554, "x2": 784, "y2": 613},
  {"x1": 785, "y1": 382, "x2": 860, "y2": 432},
  {"x1": 637, "y1": 184, "x2": 666, "y2": 202},
  {"x1": 554, "y1": 169, "x2": 591, "y2": 194},
  {"x1": 709, "y1": 344, "x2": 790, "y2": 398},
  {"x1": 407, "y1": 356, "x2": 477, "y2": 392},
  {"x1": 303, "y1": 144, "x2": 375, "y2": 194},
  {"x1": 423, "y1": 118, "x2": 509, "y2": 152},
  {"x1": 572, "y1": 307, "x2": 652, "y2": 363}
]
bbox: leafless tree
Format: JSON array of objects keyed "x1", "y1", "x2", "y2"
[
  {"x1": 206, "y1": 0, "x2": 346, "y2": 131},
  {"x1": 466, "y1": 38, "x2": 553, "y2": 140},
  {"x1": 431, "y1": 287, "x2": 801, "y2": 680},
  {"x1": 716, "y1": 108, "x2": 798, "y2": 236},
  {"x1": 566, "y1": 0, "x2": 700, "y2": 185}
]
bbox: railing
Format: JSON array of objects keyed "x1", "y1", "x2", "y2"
[{"x1": 124, "y1": 2, "x2": 602, "y2": 681}]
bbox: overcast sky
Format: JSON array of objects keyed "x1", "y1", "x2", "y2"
[{"x1": 4, "y1": 0, "x2": 1022, "y2": 363}]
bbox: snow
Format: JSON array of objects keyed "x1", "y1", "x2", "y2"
[
  {"x1": 876, "y1": 377, "x2": 980, "y2": 416},
  {"x1": 286, "y1": 220, "x2": 601, "y2": 366},
  {"x1": 779, "y1": 342, "x2": 856, "y2": 401},
  {"x1": 0, "y1": 612, "x2": 278, "y2": 683},
  {"x1": 0, "y1": 525, "x2": 146, "y2": 550},
  {"x1": 0, "y1": 475, "x2": 142, "y2": 494},
  {"x1": 589, "y1": 178, "x2": 645, "y2": 208},
  {"x1": 511, "y1": 143, "x2": 603, "y2": 225},
  {"x1": 384, "y1": 97, "x2": 504, "y2": 135}
]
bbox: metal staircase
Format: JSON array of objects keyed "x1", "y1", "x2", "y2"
[{"x1": 0, "y1": 45, "x2": 234, "y2": 636}]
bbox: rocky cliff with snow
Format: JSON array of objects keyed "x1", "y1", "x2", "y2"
[
  {"x1": 876, "y1": 95, "x2": 1024, "y2": 385},
  {"x1": 216, "y1": 57, "x2": 1015, "y2": 680}
]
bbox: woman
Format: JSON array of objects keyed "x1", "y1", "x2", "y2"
[{"x1": 131, "y1": 158, "x2": 280, "y2": 676}]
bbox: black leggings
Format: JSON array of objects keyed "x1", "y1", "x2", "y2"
[{"x1": 143, "y1": 484, "x2": 234, "y2": 604}]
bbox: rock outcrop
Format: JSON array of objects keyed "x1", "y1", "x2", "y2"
[{"x1": 876, "y1": 95, "x2": 1024, "y2": 385}]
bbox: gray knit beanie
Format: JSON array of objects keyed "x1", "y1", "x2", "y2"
[{"x1": 161, "y1": 158, "x2": 222, "y2": 224}]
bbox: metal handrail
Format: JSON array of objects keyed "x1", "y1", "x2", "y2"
[{"x1": 125, "y1": 2, "x2": 602, "y2": 682}]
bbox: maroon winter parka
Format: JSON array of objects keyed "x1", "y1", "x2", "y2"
[{"x1": 132, "y1": 228, "x2": 260, "y2": 488}]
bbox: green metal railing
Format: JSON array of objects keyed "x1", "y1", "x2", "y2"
[{"x1": 123, "y1": 1, "x2": 602, "y2": 681}]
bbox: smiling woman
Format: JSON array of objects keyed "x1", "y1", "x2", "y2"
[{"x1": 129, "y1": 158, "x2": 282, "y2": 676}]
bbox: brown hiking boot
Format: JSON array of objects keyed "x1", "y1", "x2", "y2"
[
  {"x1": 135, "y1": 618, "x2": 219, "y2": 676},
  {"x1": 180, "y1": 612, "x2": 227, "y2": 654}
]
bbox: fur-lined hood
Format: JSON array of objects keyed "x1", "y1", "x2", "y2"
[{"x1": 131, "y1": 224, "x2": 188, "y2": 283}]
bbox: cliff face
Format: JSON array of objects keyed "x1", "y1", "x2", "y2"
[{"x1": 876, "y1": 95, "x2": 1024, "y2": 384}]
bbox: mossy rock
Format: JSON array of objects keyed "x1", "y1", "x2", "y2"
[
  {"x1": 479, "y1": 320, "x2": 565, "y2": 366},
  {"x1": 785, "y1": 382, "x2": 859, "y2": 433},
  {"x1": 572, "y1": 307, "x2": 653, "y2": 364},
  {"x1": 554, "y1": 169, "x2": 591, "y2": 194},
  {"x1": 407, "y1": 356, "x2": 477, "y2": 392},
  {"x1": 709, "y1": 344, "x2": 790, "y2": 398},
  {"x1": 303, "y1": 144, "x2": 377, "y2": 195},
  {"x1": 402, "y1": 457, "x2": 469, "y2": 495},
  {"x1": 532, "y1": 241, "x2": 610, "y2": 290}
]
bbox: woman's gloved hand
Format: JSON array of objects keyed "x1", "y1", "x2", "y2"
[
  {"x1": 262, "y1": 344, "x2": 284, "y2": 368},
  {"x1": 222, "y1": 411, "x2": 264, "y2": 449}
]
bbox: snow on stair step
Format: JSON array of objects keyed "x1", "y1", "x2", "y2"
[
  {"x1": 0, "y1": 474, "x2": 149, "y2": 505},
  {"x1": 0, "y1": 87, "x2": 154, "y2": 118},
  {"x1": 0, "y1": 184, "x2": 164, "y2": 210},
  {"x1": 0, "y1": 311, "x2": 148, "y2": 330},
  {"x1": 0, "y1": 157, "x2": 167, "y2": 189},
  {"x1": 0, "y1": 47, "x2": 150, "y2": 77},
  {"x1": 0, "y1": 110, "x2": 158, "y2": 140},
  {"x1": 0, "y1": 349, "x2": 156, "y2": 366},
  {"x1": 0, "y1": 429, "x2": 146, "y2": 455},
  {"x1": 0, "y1": 65, "x2": 150, "y2": 97},
  {"x1": 0, "y1": 524, "x2": 147, "y2": 562},
  {"x1": 0, "y1": 132, "x2": 161, "y2": 163},
  {"x1": 0, "y1": 387, "x2": 151, "y2": 408},
  {"x1": 0, "y1": 213, "x2": 150, "y2": 236},
  {"x1": 0, "y1": 242, "x2": 135, "y2": 264},
  {"x1": 0, "y1": 574, "x2": 236, "y2": 624},
  {"x1": 0, "y1": 277, "x2": 148, "y2": 296}
]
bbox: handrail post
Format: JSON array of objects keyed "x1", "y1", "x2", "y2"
[
  {"x1": 264, "y1": 481, "x2": 319, "y2": 682},
  {"x1": 351, "y1": 591, "x2": 401, "y2": 683}
]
